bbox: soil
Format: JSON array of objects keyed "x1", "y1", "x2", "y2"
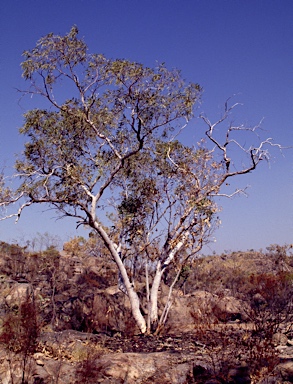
[{"x1": 101, "y1": 332, "x2": 205, "y2": 353}]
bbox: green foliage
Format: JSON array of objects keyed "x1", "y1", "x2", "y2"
[
  {"x1": 22, "y1": 26, "x2": 86, "y2": 80},
  {"x1": 1, "y1": 26, "x2": 280, "y2": 333},
  {"x1": 16, "y1": 27, "x2": 207, "y2": 249}
]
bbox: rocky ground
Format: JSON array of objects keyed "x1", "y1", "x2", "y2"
[
  {"x1": 0, "y1": 326, "x2": 292, "y2": 383},
  {"x1": 0, "y1": 243, "x2": 292, "y2": 383}
]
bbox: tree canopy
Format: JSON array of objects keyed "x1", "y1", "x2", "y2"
[{"x1": 0, "y1": 26, "x2": 280, "y2": 333}]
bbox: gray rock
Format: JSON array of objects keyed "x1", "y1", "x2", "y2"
[
  {"x1": 5, "y1": 282, "x2": 32, "y2": 307},
  {"x1": 212, "y1": 295, "x2": 249, "y2": 322},
  {"x1": 272, "y1": 332, "x2": 288, "y2": 346},
  {"x1": 277, "y1": 360, "x2": 293, "y2": 382}
]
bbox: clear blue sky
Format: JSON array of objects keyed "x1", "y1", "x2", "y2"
[{"x1": 0, "y1": 0, "x2": 292, "y2": 253}]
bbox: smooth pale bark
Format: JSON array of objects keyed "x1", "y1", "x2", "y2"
[
  {"x1": 149, "y1": 233, "x2": 189, "y2": 326},
  {"x1": 154, "y1": 267, "x2": 182, "y2": 335},
  {"x1": 93, "y1": 221, "x2": 147, "y2": 333},
  {"x1": 149, "y1": 260, "x2": 163, "y2": 326},
  {"x1": 145, "y1": 262, "x2": 151, "y2": 333}
]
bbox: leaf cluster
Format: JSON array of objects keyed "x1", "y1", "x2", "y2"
[{"x1": 17, "y1": 26, "x2": 202, "y2": 229}]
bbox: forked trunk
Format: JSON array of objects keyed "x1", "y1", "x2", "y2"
[
  {"x1": 93, "y1": 221, "x2": 147, "y2": 333},
  {"x1": 149, "y1": 235, "x2": 188, "y2": 332}
]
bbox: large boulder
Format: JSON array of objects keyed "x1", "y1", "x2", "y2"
[
  {"x1": 5, "y1": 282, "x2": 32, "y2": 308},
  {"x1": 163, "y1": 290, "x2": 248, "y2": 332},
  {"x1": 165, "y1": 290, "x2": 215, "y2": 332},
  {"x1": 96, "y1": 352, "x2": 192, "y2": 384},
  {"x1": 212, "y1": 295, "x2": 249, "y2": 322},
  {"x1": 277, "y1": 360, "x2": 293, "y2": 382}
]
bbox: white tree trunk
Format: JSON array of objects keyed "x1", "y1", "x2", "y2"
[
  {"x1": 93, "y1": 221, "x2": 147, "y2": 333},
  {"x1": 149, "y1": 261, "x2": 163, "y2": 327},
  {"x1": 149, "y1": 234, "x2": 189, "y2": 328}
]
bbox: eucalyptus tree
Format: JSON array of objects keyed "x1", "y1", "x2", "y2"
[{"x1": 0, "y1": 27, "x2": 279, "y2": 333}]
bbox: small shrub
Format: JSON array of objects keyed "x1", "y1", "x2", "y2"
[
  {"x1": 0, "y1": 296, "x2": 41, "y2": 384},
  {"x1": 243, "y1": 272, "x2": 293, "y2": 336},
  {"x1": 74, "y1": 345, "x2": 105, "y2": 384},
  {"x1": 0, "y1": 298, "x2": 40, "y2": 353}
]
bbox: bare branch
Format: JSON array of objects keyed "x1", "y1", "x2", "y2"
[{"x1": 0, "y1": 200, "x2": 32, "y2": 223}]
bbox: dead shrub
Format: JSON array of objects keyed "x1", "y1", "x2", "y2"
[
  {"x1": 243, "y1": 272, "x2": 293, "y2": 336},
  {"x1": 0, "y1": 298, "x2": 40, "y2": 353},
  {"x1": 0, "y1": 296, "x2": 41, "y2": 384},
  {"x1": 74, "y1": 345, "x2": 105, "y2": 384}
]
